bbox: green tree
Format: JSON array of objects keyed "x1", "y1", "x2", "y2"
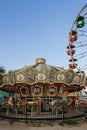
[{"x1": 0, "y1": 66, "x2": 6, "y2": 73}]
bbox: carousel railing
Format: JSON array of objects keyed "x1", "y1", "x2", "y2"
[{"x1": 0, "y1": 97, "x2": 86, "y2": 120}]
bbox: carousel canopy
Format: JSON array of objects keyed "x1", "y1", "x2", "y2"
[{"x1": 0, "y1": 58, "x2": 87, "y2": 93}]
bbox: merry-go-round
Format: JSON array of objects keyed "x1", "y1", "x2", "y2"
[{"x1": 0, "y1": 58, "x2": 87, "y2": 120}]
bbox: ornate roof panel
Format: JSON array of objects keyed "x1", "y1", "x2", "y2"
[{"x1": 0, "y1": 58, "x2": 86, "y2": 92}]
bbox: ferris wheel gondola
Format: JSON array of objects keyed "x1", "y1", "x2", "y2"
[{"x1": 67, "y1": 4, "x2": 87, "y2": 72}]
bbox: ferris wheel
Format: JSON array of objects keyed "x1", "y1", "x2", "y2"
[{"x1": 67, "y1": 4, "x2": 87, "y2": 73}]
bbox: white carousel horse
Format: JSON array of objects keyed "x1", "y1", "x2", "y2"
[{"x1": 8, "y1": 94, "x2": 13, "y2": 106}]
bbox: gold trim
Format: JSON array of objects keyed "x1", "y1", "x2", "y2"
[
  {"x1": 15, "y1": 73, "x2": 25, "y2": 83},
  {"x1": 20, "y1": 86, "x2": 29, "y2": 97},
  {"x1": 31, "y1": 85, "x2": 43, "y2": 97},
  {"x1": 48, "y1": 69, "x2": 56, "y2": 84},
  {"x1": 55, "y1": 72, "x2": 66, "y2": 83},
  {"x1": 82, "y1": 76, "x2": 87, "y2": 88},
  {"x1": 25, "y1": 67, "x2": 36, "y2": 85},
  {"x1": 47, "y1": 85, "x2": 57, "y2": 97},
  {"x1": 36, "y1": 71, "x2": 47, "y2": 83}
]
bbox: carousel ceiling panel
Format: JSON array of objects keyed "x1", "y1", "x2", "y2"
[
  {"x1": 36, "y1": 72, "x2": 47, "y2": 83},
  {"x1": 13, "y1": 58, "x2": 67, "y2": 84},
  {"x1": 25, "y1": 68, "x2": 35, "y2": 84},
  {"x1": 72, "y1": 75, "x2": 82, "y2": 85},
  {"x1": 56, "y1": 72, "x2": 66, "y2": 83},
  {"x1": 15, "y1": 73, "x2": 25, "y2": 83},
  {"x1": 65, "y1": 69, "x2": 75, "y2": 84},
  {"x1": 3, "y1": 76, "x2": 9, "y2": 83},
  {"x1": 0, "y1": 58, "x2": 86, "y2": 93},
  {"x1": 8, "y1": 70, "x2": 14, "y2": 85},
  {"x1": 0, "y1": 72, "x2": 14, "y2": 88},
  {"x1": 82, "y1": 77, "x2": 87, "y2": 87},
  {"x1": 15, "y1": 67, "x2": 36, "y2": 85},
  {"x1": 48, "y1": 69, "x2": 56, "y2": 84}
]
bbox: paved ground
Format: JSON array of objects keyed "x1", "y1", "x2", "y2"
[{"x1": 0, "y1": 119, "x2": 87, "y2": 130}]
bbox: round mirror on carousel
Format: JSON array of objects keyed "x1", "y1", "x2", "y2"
[
  {"x1": 31, "y1": 85, "x2": 43, "y2": 97},
  {"x1": 47, "y1": 86, "x2": 57, "y2": 97}
]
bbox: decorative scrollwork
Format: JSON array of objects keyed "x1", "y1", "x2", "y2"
[
  {"x1": 73, "y1": 76, "x2": 80, "y2": 83},
  {"x1": 57, "y1": 74, "x2": 65, "y2": 81},
  {"x1": 3, "y1": 76, "x2": 9, "y2": 83},
  {"x1": 20, "y1": 86, "x2": 29, "y2": 97},
  {"x1": 17, "y1": 74, "x2": 25, "y2": 82},
  {"x1": 31, "y1": 85, "x2": 43, "y2": 97},
  {"x1": 47, "y1": 86, "x2": 57, "y2": 97},
  {"x1": 37, "y1": 73, "x2": 46, "y2": 80}
]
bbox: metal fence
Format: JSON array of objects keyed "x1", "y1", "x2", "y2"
[{"x1": 0, "y1": 97, "x2": 87, "y2": 121}]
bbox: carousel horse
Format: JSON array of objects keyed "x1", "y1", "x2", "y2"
[
  {"x1": 19, "y1": 98, "x2": 43, "y2": 107},
  {"x1": 8, "y1": 94, "x2": 13, "y2": 106},
  {"x1": 71, "y1": 97, "x2": 87, "y2": 111},
  {"x1": 34, "y1": 98, "x2": 43, "y2": 106}
]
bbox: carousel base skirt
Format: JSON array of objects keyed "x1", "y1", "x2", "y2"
[{"x1": 0, "y1": 111, "x2": 83, "y2": 120}]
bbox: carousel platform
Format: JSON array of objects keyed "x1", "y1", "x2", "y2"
[{"x1": 0, "y1": 107, "x2": 83, "y2": 120}]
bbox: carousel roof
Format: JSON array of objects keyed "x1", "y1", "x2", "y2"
[
  {"x1": 15, "y1": 58, "x2": 65, "y2": 72},
  {"x1": 0, "y1": 58, "x2": 87, "y2": 93}
]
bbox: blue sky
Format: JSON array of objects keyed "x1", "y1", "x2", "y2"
[{"x1": 0, "y1": 0, "x2": 87, "y2": 72}]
